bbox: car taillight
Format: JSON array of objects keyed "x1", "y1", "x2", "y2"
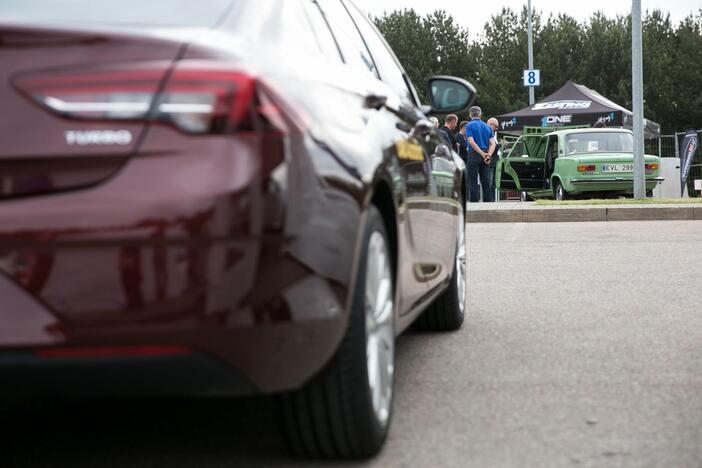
[
  {"x1": 577, "y1": 164, "x2": 596, "y2": 172},
  {"x1": 158, "y1": 67, "x2": 256, "y2": 133},
  {"x1": 645, "y1": 163, "x2": 658, "y2": 171},
  {"x1": 14, "y1": 62, "x2": 257, "y2": 134}
]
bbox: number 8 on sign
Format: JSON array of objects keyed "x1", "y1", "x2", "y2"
[{"x1": 523, "y1": 69, "x2": 540, "y2": 87}]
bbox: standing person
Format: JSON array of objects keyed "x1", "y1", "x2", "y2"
[
  {"x1": 465, "y1": 106, "x2": 496, "y2": 202},
  {"x1": 438, "y1": 114, "x2": 458, "y2": 148},
  {"x1": 429, "y1": 116, "x2": 440, "y2": 128},
  {"x1": 455, "y1": 120, "x2": 470, "y2": 201},
  {"x1": 487, "y1": 117, "x2": 501, "y2": 202},
  {"x1": 455, "y1": 120, "x2": 469, "y2": 163}
]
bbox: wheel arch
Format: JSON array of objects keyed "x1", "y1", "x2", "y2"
[
  {"x1": 370, "y1": 179, "x2": 398, "y2": 284},
  {"x1": 551, "y1": 175, "x2": 563, "y2": 196}
]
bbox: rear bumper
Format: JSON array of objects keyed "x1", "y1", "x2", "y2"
[
  {"x1": 0, "y1": 350, "x2": 257, "y2": 397},
  {"x1": 0, "y1": 130, "x2": 364, "y2": 395},
  {"x1": 567, "y1": 176, "x2": 662, "y2": 193},
  {"x1": 570, "y1": 176, "x2": 664, "y2": 184}
]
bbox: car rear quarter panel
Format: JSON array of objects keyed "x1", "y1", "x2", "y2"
[
  {"x1": 553, "y1": 157, "x2": 578, "y2": 191},
  {"x1": 0, "y1": 1, "x2": 448, "y2": 394}
]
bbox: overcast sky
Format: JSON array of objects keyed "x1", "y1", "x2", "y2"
[{"x1": 355, "y1": 0, "x2": 702, "y2": 39}]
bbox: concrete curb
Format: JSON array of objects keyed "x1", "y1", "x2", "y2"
[{"x1": 466, "y1": 204, "x2": 702, "y2": 223}]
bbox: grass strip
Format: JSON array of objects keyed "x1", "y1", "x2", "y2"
[{"x1": 534, "y1": 198, "x2": 702, "y2": 206}]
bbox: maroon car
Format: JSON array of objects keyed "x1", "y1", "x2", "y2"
[{"x1": 0, "y1": 0, "x2": 473, "y2": 458}]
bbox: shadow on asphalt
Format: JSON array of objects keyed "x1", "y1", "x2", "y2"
[
  {"x1": 2, "y1": 329, "x2": 434, "y2": 467},
  {"x1": 3, "y1": 396, "x2": 298, "y2": 467}
]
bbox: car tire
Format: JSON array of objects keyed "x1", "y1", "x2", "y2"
[
  {"x1": 520, "y1": 190, "x2": 531, "y2": 202},
  {"x1": 278, "y1": 205, "x2": 395, "y2": 459},
  {"x1": 415, "y1": 206, "x2": 466, "y2": 332},
  {"x1": 554, "y1": 180, "x2": 567, "y2": 201}
]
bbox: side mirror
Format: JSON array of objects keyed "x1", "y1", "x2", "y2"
[{"x1": 425, "y1": 76, "x2": 476, "y2": 114}]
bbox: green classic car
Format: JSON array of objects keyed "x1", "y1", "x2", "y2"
[{"x1": 496, "y1": 128, "x2": 663, "y2": 200}]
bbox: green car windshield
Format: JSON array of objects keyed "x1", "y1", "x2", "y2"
[{"x1": 565, "y1": 132, "x2": 634, "y2": 154}]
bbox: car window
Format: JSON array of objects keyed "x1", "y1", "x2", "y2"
[
  {"x1": 270, "y1": 1, "x2": 339, "y2": 62},
  {"x1": 343, "y1": 1, "x2": 418, "y2": 106},
  {"x1": 301, "y1": 1, "x2": 345, "y2": 63},
  {"x1": 565, "y1": 132, "x2": 634, "y2": 154},
  {"x1": 510, "y1": 137, "x2": 543, "y2": 158},
  {"x1": 316, "y1": 0, "x2": 379, "y2": 79},
  {"x1": 510, "y1": 140, "x2": 526, "y2": 158}
]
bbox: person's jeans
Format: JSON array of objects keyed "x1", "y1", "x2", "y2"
[
  {"x1": 482, "y1": 166, "x2": 494, "y2": 202},
  {"x1": 467, "y1": 153, "x2": 493, "y2": 202},
  {"x1": 491, "y1": 163, "x2": 498, "y2": 202}
]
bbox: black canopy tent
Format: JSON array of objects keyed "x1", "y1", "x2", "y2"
[{"x1": 496, "y1": 81, "x2": 661, "y2": 138}]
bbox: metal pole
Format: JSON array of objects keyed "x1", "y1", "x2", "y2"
[
  {"x1": 632, "y1": 0, "x2": 645, "y2": 198},
  {"x1": 527, "y1": 0, "x2": 535, "y2": 105}
]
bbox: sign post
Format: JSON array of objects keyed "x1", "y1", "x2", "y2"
[
  {"x1": 632, "y1": 0, "x2": 645, "y2": 199},
  {"x1": 527, "y1": 0, "x2": 535, "y2": 105}
]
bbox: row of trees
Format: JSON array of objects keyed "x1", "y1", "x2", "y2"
[{"x1": 373, "y1": 8, "x2": 702, "y2": 133}]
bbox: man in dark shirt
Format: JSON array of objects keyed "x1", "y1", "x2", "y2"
[
  {"x1": 455, "y1": 120, "x2": 470, "y2": 201},
  {"x1": 465, "y1": 106, "x2": 496, "y2": 202},
  {"x1": 455, "y1": 120, "x2": 469, "y2": 163},
  {"x1": 438, "y1": 114, "x2": 458, "y2": 148}
]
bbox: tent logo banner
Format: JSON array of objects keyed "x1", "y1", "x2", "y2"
[
  {"x1": 541, "y1": 115, "x2": 572, "y2": 127},
  {"x1": 500, "y1": 117, "x2": 517, "y2": 130},
  {"x1": 680, "y1": 129, "x2": 698, "y2": 195},
  {"x1": 532, "y1": 100, "x2": 592, "y2": 111},
  {"x1": 596, "y1": 112, "x2": 617, "y2": 125}
]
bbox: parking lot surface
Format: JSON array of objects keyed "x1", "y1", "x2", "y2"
[{"x1": 5, "y1": 221, "x2": 702, "y2": 468}]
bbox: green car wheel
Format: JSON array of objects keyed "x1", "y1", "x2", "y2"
[{"x1": 554, "y1": 181, "x2": 567, "y2": 201}]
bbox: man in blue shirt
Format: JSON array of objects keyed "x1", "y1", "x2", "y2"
[{"x1": 465, "y1": 106, "x2": 496, "y2": 202}]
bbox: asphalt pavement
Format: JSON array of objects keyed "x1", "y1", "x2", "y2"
[{"x1": 4, "y1": 221, "x2": 702, "y2": 468}]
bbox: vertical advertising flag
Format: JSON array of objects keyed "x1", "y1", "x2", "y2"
[{"x1": 679, "y1": 129, "x2": 699, "y2": 195}]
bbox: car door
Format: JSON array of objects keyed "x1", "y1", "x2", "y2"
[
  {"x1": 344, "y1": 1, "x2": 459, "y2": 308},
  {"x1": 312, "y1": 0, "x2": 437, "y2": 315},
  {"x1": 498, "y1": 135, "x2": 547, "y2": 191},
  {"x1": 423, "y1": 141, "x2": 461, "y2": 292},
  {"x1": 496, "y1": 138, "x2": 523, "y2": 190}
]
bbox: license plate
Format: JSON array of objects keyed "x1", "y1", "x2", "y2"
[{"x1": 601, "y1": 163, "x2": 633, "y2": 172}]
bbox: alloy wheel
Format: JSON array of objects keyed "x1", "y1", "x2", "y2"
[{"x1": 364, "y1": 231, "x2": 394, "y2": 428}]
